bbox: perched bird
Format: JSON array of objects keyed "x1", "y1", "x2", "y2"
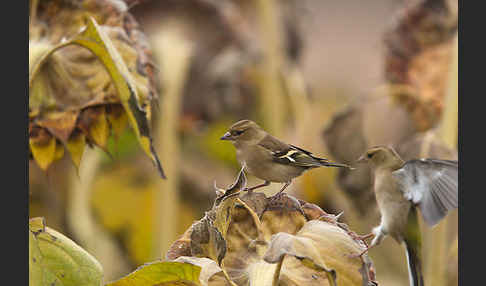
[
  {"x1": 356, "y1": 146, "x2": 458, "y2": 286},
  {"x1": 220, "y1": 119, "x2": 352, "y2": 195}
]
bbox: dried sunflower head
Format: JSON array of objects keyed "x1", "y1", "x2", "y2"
[
  {"x1": 167, "y1": 169, "x2": 377, "y2": 286},
  {"x1": 29, "y1": 0, "x2": 163, "y2": 177}
]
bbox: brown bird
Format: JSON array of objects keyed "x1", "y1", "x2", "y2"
[
  {"x1": 356, "y1": 146, "x2": 458, "y2": 286},
  {"x1": 220, "y1": 119, "x2": 352, "y2": 196}
]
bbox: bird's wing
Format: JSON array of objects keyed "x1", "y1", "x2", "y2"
[
  {"x1": 258, "y1": 135, "x2": 346, "y2": 168},
  {"x1": 392, "y1": 159, "x2": 458, "y2": 226}
]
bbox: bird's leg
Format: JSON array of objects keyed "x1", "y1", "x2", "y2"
[
  {"x1": 348, "y1": 225, "x2": 385, "y2": 258},
  {"x1": 276, "y1": 181, "x2": 291, "y2": 195},
  {"x1": 243, "y1": 181, "x2": 270, "y2": 193},
  {"x1": 351, "y1": 242, "x2": 378, "y2": 258},
  {"x1": 357, "y1": 232, "x2": 375, "y2": 242},
  {"x1": 269, "y1": 181, "x2": 292, "y2": 200}
]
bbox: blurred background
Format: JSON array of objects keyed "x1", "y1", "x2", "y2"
[{"x1": 29, "y1": 0, "x2": 458, "y2": 285}]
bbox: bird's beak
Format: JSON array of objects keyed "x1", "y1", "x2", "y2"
[
  {"x1": 220, "y1": 132, "x2": 232, "y2": 141},
  {"x1": 355, "y1": 154, "x2": 368, "y2": 164}
]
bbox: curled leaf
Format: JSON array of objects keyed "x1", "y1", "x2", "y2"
[
  {"x1": 264, "y1": 220, "x2": 374, "y2": 286},
  {"x1": 173, "y1": 257, "x2": 227, "y2": 286},
  {"x1": 70, "y1": 17, "x2": 165, "y2": 178},
  {"x1": 191, "y1": 168, "x2": 247, "y2": 267}
]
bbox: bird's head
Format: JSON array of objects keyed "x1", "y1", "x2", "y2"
[
  {"x1": 356, "y1": 145, "x2": 404, "y2": 170},
  {"x1": 220, "y1": 119, "x2": 266, "y2": 145}
]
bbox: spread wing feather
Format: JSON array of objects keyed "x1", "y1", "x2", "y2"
[{"x1": 393, "y1": 159, "x2": 458, "y2": 226}]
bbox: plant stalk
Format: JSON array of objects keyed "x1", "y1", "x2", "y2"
[
  {"x1": 67, "y1": 149, "x2": 131, "y2": 280},
  {"x1": 425, "y1": 33, "x2": 458, "y2": 286},
  {"x1": 152, "y1": 27, "x2": 193, "y2": 257},
  {"x1": 254, "y1": 0, "x2": 286, "y2": 137}
]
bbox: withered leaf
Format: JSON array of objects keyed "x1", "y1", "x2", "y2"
[
  {"x1": 213, "y1": 167, "x2": 247, "y2": 238},
  {"x1": 66, "y1": 131, "x2": 86, "y2": 170},
  {"x1": 29, "y1": 128, "x2": 57, "y2": 171},
  {"x1": 37, "y1": 110, "x2": 79, "y2": 143},
  {"x1": 264, "y1": 220, "x2": 373, "y2": 286},
  {"x1": 173, "y1": 257, "x2": 228, "y2": 286},
  {"x1": 264, "y1": 232, "x2": 337, "y2": 286},
  {"x1": 191, "y1": 217, "x2": 227, "y2": 266},
  {"x1": 192, "y1": 167, "x2": 247, "y2": 265}
]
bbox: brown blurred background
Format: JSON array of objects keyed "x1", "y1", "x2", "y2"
[{"x1": 29, "y1": 0, "x2": 458, "y2": 285}]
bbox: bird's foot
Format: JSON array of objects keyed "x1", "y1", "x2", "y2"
[
  {"x1": 269, "y1": 190, "x2": 286, "y2": 202},
  {"x1": 356, "y1": 233, "x2": 375, "y2": 244},
  {"x1": 269, "y1": 182, "x2": 291, "y2": 202},
  {"x1": 349, "y1": 232, "x2": 375, "y2": 248},
  {"x1": 347, "y1": 231, "x2": 382, "y2": 259},
  {"x1": 347, "y1": 246, "x2": 374, "y2": 259}
]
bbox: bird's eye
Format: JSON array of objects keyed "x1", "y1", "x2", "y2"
[
  {"x1": 367, "y1": 153, "x2": 373, "y2": 158},
  {"x1": 233, "y1": 130, "x2": 245, "y2": 136}
]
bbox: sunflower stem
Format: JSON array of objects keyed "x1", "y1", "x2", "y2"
[{"x1": 152, "y1": 27, "x2": 193, "y2": 257}]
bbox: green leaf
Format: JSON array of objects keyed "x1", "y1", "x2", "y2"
[
  {"x1": 106, "y1": 261, "x2": 202, "y2": 286},
  {"x1": 29, "y1": 217, "x2": 103, "y2": 286}
]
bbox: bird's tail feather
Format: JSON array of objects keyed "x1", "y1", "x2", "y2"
[
  {"x1": 403, "y1": 207, "x2": 424, "y2": 286},
  {"x1": 404, "y1": 240, "x2": 424, "y2": 286},
  {"x1": 319, "y1": 160, "x2": 354, "y2": 169}
]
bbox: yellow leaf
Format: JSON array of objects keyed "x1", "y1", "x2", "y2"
[
  {"x1": 66, "y1": 132, "x2": 86, "y2": 170},
  {"x1": 106, "y1": 261, "x2": 201, "y2": 286},
  {"x1": 88, "y1": 107, "x2": 109, "y2": 149},
  {"x1": 30, "y1": 134, "x2": 56, "y2": 171}
]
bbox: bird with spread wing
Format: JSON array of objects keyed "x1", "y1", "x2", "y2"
[{"x1": 356, "y1": 146, "x2": 458, "y2": 286}]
